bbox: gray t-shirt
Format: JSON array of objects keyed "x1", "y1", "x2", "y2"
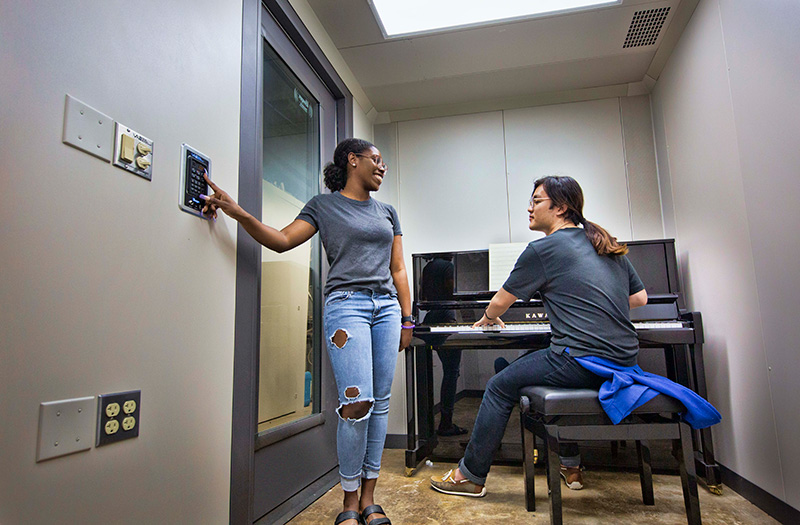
[
  {"x1": 297, "y1": 192, "x2": 402, "y2": 296},
  {"x1": 502, "y1": 228, "x2": 645, "y2": 366}
]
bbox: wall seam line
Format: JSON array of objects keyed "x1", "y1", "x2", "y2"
[
  {"x1": 647, "y1": 95, "x2": 668, "y2": 240},
  {"x1": 618, "y1": 97, "x2": 635, "y2": 240},
  {"x1": 501, "y1": 111, "x2": 512, "y2": 242}
]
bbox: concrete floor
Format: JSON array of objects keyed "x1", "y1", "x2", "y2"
[{"x1": 289, "y1": 448, "x2": 778, "y2": 524}]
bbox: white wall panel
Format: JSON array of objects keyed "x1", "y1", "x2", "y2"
[
  {"x1": 373, "y1": 123, "x2": 400, "y2": 210},
  {"x1": 718, "y1": 0, "x2": 800, "y2": 508},
  {"x1": 620, "y1": 95, "x2": 664, "y2": 240},
  {"x1": 651, "y1": 0, "x2": 783, "y2": 501},
  {"x1": 397, "y1": 112, "x2": 510, "y2": 260},
  {"x1": 503, "y1": 99, "x2": 632, "y2": 243}
]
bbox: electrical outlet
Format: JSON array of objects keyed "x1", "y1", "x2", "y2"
[
  {"x1": 105, "y1": 419, "x2": 120, "y2": 435},
  {"x1": 96, "y1": 390, "x2": 140, "y2": 446}
]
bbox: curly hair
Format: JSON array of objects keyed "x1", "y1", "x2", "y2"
[{"x1": 323, "y1": 138, "x2": 375, "y2": 192}]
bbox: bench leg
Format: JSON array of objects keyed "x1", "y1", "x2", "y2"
[
  {"x1": 545, "y1": 424, "x2": 563, "y2": 525},
  {"x1": 676, "y1": 422, "x2": 702, "y2": 525},
  {"x1": 521, "y1": 412, "x2": 536, "y2": 512},
  {"x1": 636, "y1": 440, "x2": 655, "y2": 505}
]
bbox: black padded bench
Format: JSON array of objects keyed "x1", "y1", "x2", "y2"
[{"x1": 519, "y1": 386, "x2": 701, "y2": 525}]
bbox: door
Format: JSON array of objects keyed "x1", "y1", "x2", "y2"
[{"x1": 251, "y1": 6, "x2": 338, "y2": 521}]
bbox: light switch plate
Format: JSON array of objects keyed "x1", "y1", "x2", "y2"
[
  {"x1": 113, "y1": 122, "x2": 154, "y2": 180},
  {"x1": 37, "y1": 396, "x2": 96, "y2": 462},
  {"x1": 62, "y1": 95, "x2": 114, "y2": 162}
]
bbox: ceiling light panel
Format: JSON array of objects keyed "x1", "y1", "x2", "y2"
[{"x1": 370, "y1": 0, "x2": 622, "y2": 37}]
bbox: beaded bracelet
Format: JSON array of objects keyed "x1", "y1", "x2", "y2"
[{"x1": 401, "y1": 324, "x2": 415, "y2": 329}]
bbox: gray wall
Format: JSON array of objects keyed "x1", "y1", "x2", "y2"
[
  {"x1": 651, "y1": 0, "x2": 800, "y2": 508},
  {"x1": 0, "y1": 2, "x2": 243, "y2": 523},
  {"x1": 374, "y1": 96, "x2": 663, "y2": 427}
]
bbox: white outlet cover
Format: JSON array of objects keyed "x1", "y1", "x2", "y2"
[
  {"x1": 37, "y1": 396, "x2": 96, "y2": 462},
  {"x1": 62, "y1": 94, "x2": 114, "y2": 162}
]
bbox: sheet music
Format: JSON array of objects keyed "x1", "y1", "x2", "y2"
[{"x1": 489, "y1": 242, "x2": 529, "y2": 290}]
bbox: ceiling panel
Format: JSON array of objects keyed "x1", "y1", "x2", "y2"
[
  {"x1": 305, "y1": 0, "x2": 691, "y2": 112},
  {"x1": 364, "y1": 53, "x2": 654, "y2": 110}
]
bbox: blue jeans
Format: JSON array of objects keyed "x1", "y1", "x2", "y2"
[
  {"x1": 459, "y1": 347, "x2": 605, "y2": 485},
  {"x1": 324, "y1": 290, "x2": 401, "y2": 492}
]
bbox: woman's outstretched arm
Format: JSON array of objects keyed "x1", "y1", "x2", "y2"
[{"x1": 201, "y1": 172, "x2": 316, "y2": 253}]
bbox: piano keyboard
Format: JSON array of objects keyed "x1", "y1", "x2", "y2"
[{"x1": 428, "y1": 320, "x2": 685, "y2": 333}]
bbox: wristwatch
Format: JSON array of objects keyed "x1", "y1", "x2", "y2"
[{"x1": 401, "y1": 315, "x2": 415, "y2": 324}]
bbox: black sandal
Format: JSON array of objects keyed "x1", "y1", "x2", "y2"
[
  {"x1": 334, "y1": 510, "x2": 363, "y2": 525},
  {"x1": 361, "y1": 504, "x2": 391, "y2": 525}
]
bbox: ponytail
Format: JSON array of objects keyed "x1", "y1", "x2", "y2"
[
  {"x1": 323, "y1": 162, "x2": 347, "y2": 192},
  {"x1": 582, "y1": 219, "x2": 628, "y2": 256}
]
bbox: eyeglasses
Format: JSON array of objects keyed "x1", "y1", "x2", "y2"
[
  {"x1": 354, "y1": 153, "x2": 387, "y2": 169},
  {"x1": 529, "y1": 197, "x2": 551, "y2": 207}
]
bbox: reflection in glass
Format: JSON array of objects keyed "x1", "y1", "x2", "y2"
[{"x1": 258, "y1": 42, "x2": 321, "y2": 433}]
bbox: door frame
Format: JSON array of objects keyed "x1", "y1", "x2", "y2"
[{"x1": 232, "y1": 1, "x2": 353, "y2": 523}]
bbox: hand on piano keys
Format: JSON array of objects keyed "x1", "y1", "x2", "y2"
[{"x1": 472, "y1": 316, "x2": 505, "y2": 329}]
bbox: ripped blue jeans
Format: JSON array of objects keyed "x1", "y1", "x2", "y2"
[{"x1": 324, "y1": 290, "x2": 400, "y2": 492}]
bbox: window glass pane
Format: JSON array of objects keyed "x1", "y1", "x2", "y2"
[{"x1": 257, "y1": 42, "x2": 321, "y2": 433}]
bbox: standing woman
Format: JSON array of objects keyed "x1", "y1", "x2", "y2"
[{"x1": 202, "y1": 138, "x2": 412, "y2": 525}]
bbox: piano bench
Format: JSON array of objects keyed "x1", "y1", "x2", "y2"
[{"x1": 518, "y1": 386, "x2": 701, "y2": 525}]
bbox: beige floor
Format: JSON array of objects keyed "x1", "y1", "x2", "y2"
[{"x1": 289, "y1": 448, "x2": 778, "y2": 524}]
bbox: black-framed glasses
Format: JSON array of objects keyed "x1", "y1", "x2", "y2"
[
  {"x1": 529, "y1": 197, "x2": 551, "y2": 207},
  {"x1": 354, "y1": 153, "x2": 387, "y2": 169}
]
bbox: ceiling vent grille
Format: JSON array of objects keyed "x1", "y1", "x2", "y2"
[{"x1": 623, "y1": 7, "x2": 670, "y2": 48}]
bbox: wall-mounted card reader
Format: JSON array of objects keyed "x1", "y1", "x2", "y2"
[{"x1": 179, "y1": 144, "x2": 211, "y2": 219}]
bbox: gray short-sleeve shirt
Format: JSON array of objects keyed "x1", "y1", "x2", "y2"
[
  {"x1": 502, "y1": 228, "x2": 645, "y2": 366},
  {"x1": 297, "y1": 192, "x2": 402, "y2": 296}
]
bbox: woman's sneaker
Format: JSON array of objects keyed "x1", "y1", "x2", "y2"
[
  {"x1": 560, "y1": 465, "x2": 584, "y2": 490},
  {"x1": 430, "y1": 469, "x2": 487, "y2": 497}
]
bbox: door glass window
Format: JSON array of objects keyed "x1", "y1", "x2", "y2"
[{"x1": 257, "y1": 42, "x2": 321, "y2": 433}]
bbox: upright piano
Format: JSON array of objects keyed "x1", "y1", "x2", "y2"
[{"x1": 404, "y1": 239, "x2": 721, "y2": 492}]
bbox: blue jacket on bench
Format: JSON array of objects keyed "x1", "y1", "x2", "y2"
[{"x1": 568, "y1": 350, "x2": 721, "y2": 429}]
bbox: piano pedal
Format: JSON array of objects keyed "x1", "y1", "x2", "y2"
[{"x1": 707, "y1": 483, "x2": 723, "y2": 495}]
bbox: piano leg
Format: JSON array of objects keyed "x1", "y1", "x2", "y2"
[
  {"x1": 660, "y1": 343, "x2": 722, "y2": 493},
  {"x1": 672, "y1": 343, "x2": 692, "y2": 389},
  {"x1": 405, "y1": 345, "x2": 417, "y2": 475},
  {"x1": 688, "y1": 341, "x2": 723, "y2": 493},
  {"x1": 405, "y1": 344, "x2": 438, "y2": 476}
]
